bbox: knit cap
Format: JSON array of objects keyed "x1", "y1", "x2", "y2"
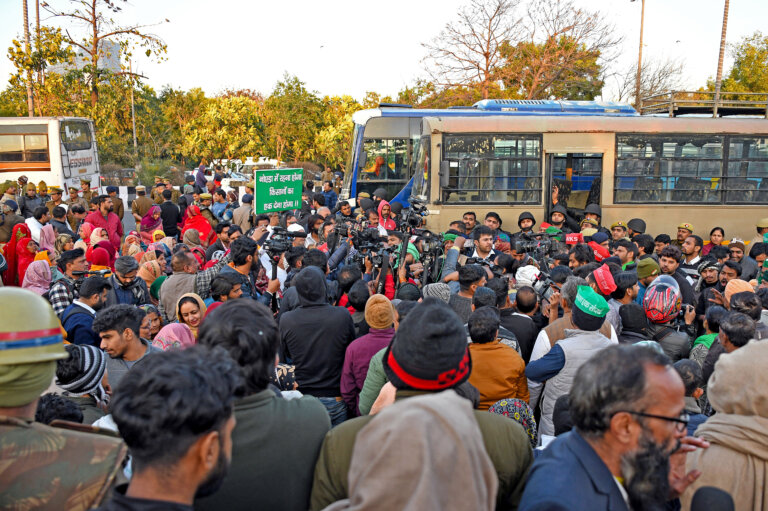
[
  {"x1": 422, "y1": 283, "x2": 451, "y2": 304},
  {"x1": 56, "y1": 345, "x2": 107, "y2": 398},
  {"x1": 572, "y1": 285, "x2": 609, "y2": 331},
  {"x1": 636, "y1": 258, "x2": 660, "y2": 279}
]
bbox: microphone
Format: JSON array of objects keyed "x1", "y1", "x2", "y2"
[{"x1": 690, "y1": 487, "x2": 734, "y2": 511}]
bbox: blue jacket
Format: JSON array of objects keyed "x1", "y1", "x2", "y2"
[
  {"x1": 61, "y1": 303, "x2": 100, "y2": 347},
  {"x1": 321, "y1": 189, "x2": 337, "y2": 210},
  {"x1": 520, "y1": 431, "x2": 629, "y2": 511}
]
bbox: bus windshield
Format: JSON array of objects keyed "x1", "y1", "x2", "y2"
[{"x1": 411, "y1": 136, "x2": 430, "y2": 200}]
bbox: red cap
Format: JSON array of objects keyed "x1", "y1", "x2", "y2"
[
  {"x1": 566, "y1": 233, "x2": 584, "y2": 245},
  {"x1": 592, "y1": 264, "x2": 617, "y2": 295},
  {"x1": 588, "y1": 241, "x2": 610, "y2": 262}
]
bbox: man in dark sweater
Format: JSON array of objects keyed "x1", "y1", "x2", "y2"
[
  {"x1": 449, "y1": 264, "x2": 486, "y2": 323},
  {"x1": 500, "y1": 285, "x2": 540, "y2": 363},
  {"x1": 279, "y1": 266, "x2": 356, "y2": 426},
  {"x1": 61, "y1": 276, "x2": 111, "y2": 347},
  {"x1": 159, "y1": 189, "x2": 182, "y2": 239},
  {"x1": 196, "y1": 300, "x2": 331, "y2": 511}
]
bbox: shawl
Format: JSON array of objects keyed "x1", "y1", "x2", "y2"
[
  {"x1": 140, "y1": 250, "x2": 158, "y2": 265},
  {"x1": 323, "y1": 390, "x2": 497, "y2": 511},
  {"x1": 175, "y1": 292, "x2": 207, "y2": 339},
  {"x1": 91, "y1": 247, "x2": 111, "y2": 267},
  {"x1": 22, "y1": 259, "x2": 52, "y2": 295},
  {"x1": 159, "y1": 237, "x2": 176, "y2": 252},
  {"x1": 78, "y1": 222, "x2": 95, "y2": 246},
  {"x1": 182, "y1": 205, "x2": 214, "y2": 246},
  {"x1": 137, "y1": 260, "x2": 162, "y2": 287},
  {"x1": 73, "y1": 239, "x2": 88, "y2": 252},
  {"x1": 38, "y1": 224, "x2": 56, "y2": 253},
  {"x1": 151, "y1": 323, "x2": 196, "y2": 351},
  {"x1": 16, "y1": 237, "x2": 37, "y2": 285},
  {"x1": 140, "y1": 205, "x2": 163, "y2": 233},
  {"x1": 183, "y1": 229, "x2": 202, "y2": 248},
  {"x1": 2, "y1": 223, "x2": 31, "y2": 286},
  {"x1": 90, "y1": 227, "x2": 109, "y2": 247},
  {"x1": 96, "y1": 240, "x2": 117, "y2": 268},
  {"x1": 121, "y1": 234, "x2": 141, "y2": 257},
  {"x1": 150, "y1": 275, "x2": 166, "y2": 301}
]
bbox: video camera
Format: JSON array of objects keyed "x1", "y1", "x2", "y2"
[
  {"x1": 514, "y1": 232, "x2": 554, "y2": 256},
  {"x1": 263, "y1": 226, "x2": 297, "y2": 259},
  {"x1": 464, "y1": 257, "x2": 505, "y2": 279},
  {"x1": 350, "y1": 227, "x2": 387, "y2": 252},
  {"x1": 71, "y1": 269, "x2": 112, "y2": 293},
  {"x1": 401, "y1": 197, "x2": 429, "y2": 230}
]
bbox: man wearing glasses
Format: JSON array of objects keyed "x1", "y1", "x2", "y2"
[{"x1": 520, "y1": 345, "x2": 709, "y2": 511}]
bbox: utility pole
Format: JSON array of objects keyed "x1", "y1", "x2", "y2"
[
  {"x1": 22, "y1": 0, "x2": 34, "y2": 117},
  {"x1": 713, "y1": 0, "x2": 729, "y2": 118},
  {"x1": 129, "y1": 59, "x2": 139, "y2": 168},
  {"x1": 632, "y1": 0, "x2": 646, "y2": 112},
  {"x1": 36, "y1": 0, "x2": 43, "y2": 87}
]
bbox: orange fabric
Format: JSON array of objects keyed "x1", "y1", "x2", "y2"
[{"x1": 468, "y1": 341, "x2": 529, "y2": 410}]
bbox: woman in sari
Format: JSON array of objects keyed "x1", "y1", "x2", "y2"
[
  {"x1": 139, "y1": 206, "x2": 163, "y2": 245},
  {"x1": 176, "y1": 293, "x2": 207, "y2": 340},
  {"x1": 38, "y1": 224, "x2": 56, "y2": 253},
  {"x1": 90, "y1": 247, "x2": 112, "y2": 273},
  {"x1": 139, "y1": 304, "x2": 164, "y2": 340},
  {"x1": 54, "y1": 234, "x2": 74, "y2": 259},
  {"x1": 182, "y1": 205, "x2": 215, "y2": 247},
  {"x1": 95, "y1": 240, "x2": 117, "y2": 269},
  {"x1": 3, "y1": 223, "x2": 31, "y2": 286},
  {"x1": 182, "y1": 229, "x2": 202, "y2": 249},
  {"x1": 78, "y1": 222, "x2": 94, "y2": 246},
  {"x1": 151, "y1": 323, "x2": 196, "y2": 351},
  {"x1": 22, "y1": 259, "x2": 52, "y2": 296},
  {"x1": 16, "y1": 238, "x2": 39, "y2": 286}
]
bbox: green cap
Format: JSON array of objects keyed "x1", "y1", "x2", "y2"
[
  {"x1": 636, "y1": 258, "x2": 660, "y2": 279},
  {"x1": 574, "y1": 285, "x2": 609, "y2": 318}
]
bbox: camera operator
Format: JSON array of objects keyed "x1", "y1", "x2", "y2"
[
  {"x1": 49, "y1": 248, "x2": 88, "y2": 318},
  {"x1": 642, "y1": 275, "x2": 696, "y2": 361},
  {"x1": 464, "y1": 225, "x2": 497, "y2": 262},
  {"x1": 334, "y1": 201, "x2": 356, "y2": 224},
  {"x1": 220, "y1": 237, "x2": 280, "y2": 306}
]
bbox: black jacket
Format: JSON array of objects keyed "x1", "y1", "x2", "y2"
[
  {"x1": 278, "y1": 267, "x2": 356, "y2": 397},
  {"x1": 499, "y1": 308, "x2": 539, "y2": 363},
  {"x1": 647, "y1": 322, "x2": 693, "y2": 362},
  {"x1": 159, "y1": 200, "x2": 182, "y2": 237}
]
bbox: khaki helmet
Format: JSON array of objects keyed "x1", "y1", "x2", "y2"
[
  {"x1": 0, "y1": 288, "x2": 67, "y2": 365},
  {"x1": 38, "y1": 180, "x2": 48, "y2": 194}
]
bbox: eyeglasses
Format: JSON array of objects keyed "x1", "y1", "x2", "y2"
[{"x1": 619, "y1": 410, "x2": 690, "y2": 432}]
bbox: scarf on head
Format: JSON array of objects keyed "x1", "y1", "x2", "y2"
[
  {"x1": 150, "y1": 275, "x2": 166, "y2": 301},
  {"x1": 121, "y1": 234, "x2": 141, "y2": 257},
  {"x1": 90, "y1": 227, "x2": 109, "y2": 247},
  {"x1": 151, "y1": 323, "x2": 196, "y2": 351},
  {"x1": 78, "y1": 222, "x2": 94, "y2": 246},
  {"x1": 140, "y1": 250, "x2": 158, "y2": 265},
  {"x1": 140, "y1": 205, "x2": 163, "y2": 233},
  {"x1": 182, "y1": 205, "x2": 213, "y2": 245},
  {"x1": 15, "y1": 237, "x2": 37, "y2": 285},
  {"x1": 2, "y1": 223, "x2": 31, "y2": 286},
  {"x1": 137, "y1": 260, "x2": 162, "y2": 287},
  {"x1": 152, "y1": 229, "x2": 166, "y2": 242},
  {"x1": 96, "y1": 240, "x2": 116, "y2": 268},
  {"x1": 38, "y1": 224, "x2": 56, "y2": 253},
  {"x1": 182, "y1": 229, "x2": 202, "y2": 248},
  {"x1": 22, "y1": 259, "x2": 52, "y2": 295},
  {"x1": 159, "y1": 237, "x2": 176, "y2": 252},
  {"x1": 175, "y1": 292, "x2": 207, "y2": 339}
]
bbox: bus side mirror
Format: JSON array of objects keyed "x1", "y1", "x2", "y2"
[{"x1": 440, "y1": 161, "x2": 450, "y2": 188}]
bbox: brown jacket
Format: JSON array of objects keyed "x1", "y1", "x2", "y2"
[
  {"x1": 469, "y1": 341, "x2": 529, "y2": 410},
  {"x1": 111, "y1": 196, "x2": 125, "y2": 220},
  {"x1": 132, "y1": 195, "x2": 154, "y2": 223}
]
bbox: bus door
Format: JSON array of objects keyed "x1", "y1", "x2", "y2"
[{"x1": 545, "y1": 152, "x2": 603, "y2": 225}]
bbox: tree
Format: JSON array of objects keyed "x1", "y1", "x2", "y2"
[
  {"x1": 422, "y1": 0, "x2": 523, "y2": 100},
  {"x1": 313, "y1": 95, "x2": 361, "y2": 171},
  {"x1": 43, "y1": 0, "x2": 167, "y2": 107},
  {"x1": 720, "y1": 31, "x2": 768, "y2": 93},
  {"x1": 496, "y1": 0, "x2": 621, "y2": 100},
  {"x1": 160, "y1": 87, "x2": 210, "y2": 164},
  {"x1": 613, "y1": 58, "x2": 685, "y2": 105},
  {"x1": 182, "y1": 96, "x2": 264, "y2": 162}
]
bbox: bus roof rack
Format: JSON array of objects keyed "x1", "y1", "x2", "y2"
[
  {"x1": 378, "y1": 103, "x2": 413, "y2": 109},
  {"x1": 640, "y1": 91, "x2": 768, "y2": 118},
  {"x1": 473, "y1": 99, "x2": 636, "y2": 115}
]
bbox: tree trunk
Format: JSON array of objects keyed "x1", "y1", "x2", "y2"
[
  {"x1": 90, "y1": 0, "x2": 99, "y2": 108},
  {"x1": 23, "y1": 0, "x2": 34, "y2": 117}
]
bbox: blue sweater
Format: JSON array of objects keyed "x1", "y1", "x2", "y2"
[{"x1": 62, "y1": 303, "x2": 100, "y2": 347}]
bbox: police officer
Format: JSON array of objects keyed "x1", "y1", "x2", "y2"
[
  {"x1": 105, "y1": 186, "x2": 125, "y2": 220},
  {"x1": 0, "y1": 288, "x2": 127, "y2": 509},
  {"x1": 80, "y1": 177, "x2": 95, "y2": 204}
]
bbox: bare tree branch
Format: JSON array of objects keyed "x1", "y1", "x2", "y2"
[{"x1": 613, "y1": 58, "x2": 685, "y2": 104}]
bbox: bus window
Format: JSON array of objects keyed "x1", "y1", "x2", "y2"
[
  {"x1": 441, "y1": 134, "x2": 541, "y2": 204},
  {"x1": 727, "y1": 137, "x2": 768, "y2": 204},
  {"x1": 357, "y1": 138, "x2": 411, "y2": 200},
  {"x1": 0, "y1": 134, "x2": 48, "y2": 162},
  {"x1": 24, "y1": 135, "x2": 49, "y2": 162},
  {"x1": 0, "y1": 135, "x2": 23, "y2": 161},
  {"x1": 615, "y1": 134, "x2": 723, "y2": 204},
  {"x1": 550, "y1": 153, "x2": 602, "y2": 214},
  {"x1": 61, "y1": 120, "x2": 92, "y2": 152}
]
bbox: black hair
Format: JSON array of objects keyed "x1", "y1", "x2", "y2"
[
  {"x1": 709, "y1": 226, "x2": 725, "y2": 237},
  {"x1": 463, "y1": 211, "x2": 476, "y2": 219},
  {"x1": 230, "y1": 237, "x2": 259, "y2": 266},
  {"x1": 688, "y1": 235, "x2": 704, "y2": 250},
  {"x1": 705, "y1": 305, "x2": 727, "y2": 333},
  {"x1": 473, "y1": 225, "x2": 494, "y2": 240},
  {"x1": 673, "y1": 359, "x2": 702, "y2": 397},
  {"x1": 484, "y1": 211, "x2": 502, "y2": 226},
  {"x1": 472, "y1": 287, "x2": 497, "y2": 309},
  {"x1": 338, "y1": 200, "x2": 350, "y2": 209},
  {"x1": 396, "y1": 283, "x2": 422, "y2": 301},
  {"x1": 57, "y1": 248, "x2": 85, "y2": 272},
  {"x1": 553, "y1": 395, "x2": 573, "y2": 436},
  {"x1": 468, "y1": 306, "x2": 500, "y2": 344},
  {"x1": 550, "y1": 265, "x2": 573, "y2": 284},
  {"x1": 214, "y1": 222, "x2": 231, "y2": 235},
  {"x1": 659, "y1": 245, "x2": 682, "y2": 262},
  {"x1": 720, "y1": 312, "x2": 755, "y2": 348},
  {"x1": 633, "y1": 234, "x2": 654, "y2": 255},
  {"x1": 730, "y1": 291, "x2": 762, "y2": 321},
  {"x1": 162, "y1": 189, "x2": 172, "y2": 200},
  {"x1": 485, "y1": 277, "x2": 509, "y2": 308},
  {"x1": 515, "y1": 286, "x2": 538, "y2": 313},
  {"x1": 94, "y1": 194, "x2": 110, "y2": 206},
  {"x1": 110, "y1": 346, "x2": 243, "y2": 473},
  {"x1": 307, "y1": 214, "x2": 323, "y2": 233},
  {"x1": 348, "y1": 280, "x2": 370, "y2": 312},
  {"x1": 458, "y1": 264, "x2": 486, "y2": 291},
  {"x1": 254, "y1": 214, "x2": 270, "y2": 225},
  {"x1": 228, "y1": 225, "x2": 242, "y2": 235},
  {"x1": 570, "y1": 345, "x2": 671, "y2": 437},
  {"x1": 210, "y1": 273, "x2": 239, "y2": 301},
  {"x1": 396, "y1": 300, "x2": 419, "y2": 322},
  {"x1": 609, "y1": 271, "x2": 638, "y2": 300},
  {"x1": 70, "y1": 204, "x2": 86, "y2": 215},
  {"x1": 199, "y1": 300, "x2": 278, "y2": 394},
  {"x1": 303, "y1": 248, "x2": 327, "y2": 271},
  {"x1": 215, "y1": 189, "x2": 226, "y2": 199},
  {"x1": 654, "y1": 234, "x2": 671, "y2": 244},
  {"x1": 313, "y1": 193, "x2": 325, "y2": 207},
  {"x1": 554, "y1": 253, "x2": 570, "y2": 266},
  {"x1": 52, "y1": 206, "x2": 67, "y2": 219},
  {"x1": 33, "y1": 206, "x2": 49, "y2": 221},
  {"x1": 710, "y1": 245, "x2": 729, "y2": 260},
  {"x1": 494, "y1": 253, "x2": 516, "y2": 274},
  {"x1": 748, "y1": 242, "x2": 767, "y2": 259},
  {"x1": 615, "y1": 240, "x2": 638, "y2": 260},
  {"x1": 569, "y1": 244, "x2": 595, "y2": 265},
  {"x1": 92, "y1": 304, "x2": 144, "y2": 337},
  {"x1": 35, "y1": 394, "x2": 83, "y2": 424},
  {"x1": 285, "y1": 246, "x2": 307, "y2": 270},
  {"x1": 757, "y1": 287, "x2": 768, "y2": 310},
  {"x1": 56, "y1": 345, "x2": 86, "y2": 385},
  {"x1": 573, "y1": 262, "x2": 600, "y2": 278},
  {"x1": 721, "y1": 260, "x2": 742, "y2": 277},
  {"x1": 79, "y1": 275, "x2": 112, "y2": 299}
]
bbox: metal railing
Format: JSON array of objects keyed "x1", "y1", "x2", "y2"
[{"x1": 640, "y1": 90, "x2": 768, "y2": 118}]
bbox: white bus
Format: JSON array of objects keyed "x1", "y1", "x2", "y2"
[{"x1": 0, "y1": 117, "x2": 101, "y2": 196}]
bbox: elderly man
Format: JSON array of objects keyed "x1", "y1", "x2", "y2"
[{"x1": 520, "y1": 344, "x2": 709, "y2": 511}]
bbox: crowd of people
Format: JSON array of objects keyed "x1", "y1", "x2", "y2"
[{"x1": 1, "y1": 170, "x2": 768, "y2": 510}]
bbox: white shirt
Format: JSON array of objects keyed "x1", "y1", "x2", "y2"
[
  {"x1": 25, "y1": 217, "x2": 43, "y2": 243},
  {"x1": 72, "y1": 299, "x2": 96, "y2": 315}
]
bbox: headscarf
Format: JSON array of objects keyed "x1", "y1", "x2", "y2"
[
  {"x1": 175, "y1": 293, "x2": 207, "y2": 338},
  {"x1": 152, "y1": 323, "x2": 196, "y2": 351},
  {"x1": 78, "y1": 222, "x2": 95, "y2": 246},
  {"x1": 137, "y1": 260, "x2": 162, "y2": 288},
  {"x1": 121, "y1": 234, "x2": 141, "y2": 257},
  {"x1": 182, "y1": 205, "x2": 214, "y2": 246},
  {"x1": 90, "y1": 227, "x2": 109, "y2": 247},
  {"x1": 91, "y1": 247, "x2": 111, "y2": 268},
  {"x1": 140, "y1": 205, "x2": 163, "y2": 233},
  {"x1": 2, "y1": 223, "x2": 31, "y2": 285},
  {"x1": 152, "y1": 229, "x2": 166, "y2": 242},
  {"x1": 22, "y1": 260, "x2": 52, "y2": 295},
  {"x1": 140, "y1": 250, "x2": 158, "y2": 265},
  {"x1": 33, "y1": 251, "x2": 51, "y2": 263},
  {"x1": 159, "y1": 237, "x2": 176, "y2": 253},
  {"x1": 488, "y1": 398, "x2": 538, "y2": 449},
  {"x1": 16, "y1": 237, "x2": 38, "y2": 285},
  {"x1": 150, "y1": 275, "x2": 166, "y2": 301},
  {"x1": 96, "y1": 240, "x2": 117, "y2": 268},
  {"x1": 54, "y1": 234, "x2": 73, "y2": 258},
  {"x1": 73, "y1": 239, "x2": 88, "y2": 252},
  {"x1": 38, "y1": 224, "x2": 56, "y2": 253},
  {"x1": 323, "y1": 390, "x2": 497, "y2": 511},
  {"x1": 183, "y1": 229, "x2": 202, "y2": 248}
]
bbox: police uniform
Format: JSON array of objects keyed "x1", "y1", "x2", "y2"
[
  {"x1": 45, "y1": 187, "x2": 66, "y2": 215},
  {"x1": 66, "y1": 188, "x2": 89, "y2": 230},
  {"x1": 0, "y1": 288, "x2": 127, "y2": 511},
  {"x1": 111, "y1": 196, "x2": 125, "y2": 220},
  {"x1": 132, "y1": 187, "x2": 154, "y2": 224}
]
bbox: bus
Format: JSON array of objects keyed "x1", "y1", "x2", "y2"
[
  {"x1": 409, "y1": 115, "x2": 768, "y2": 240},
  {"x1": 341, "y1": 100, "x2": 637, "y2": 205},
  {"x1": 0, "y1": 117, "x2": 101, "y2": 196}
]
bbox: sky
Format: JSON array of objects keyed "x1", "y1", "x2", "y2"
[{"x1": 1, "y1": 0, "x2": 766, "y2": 102}]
